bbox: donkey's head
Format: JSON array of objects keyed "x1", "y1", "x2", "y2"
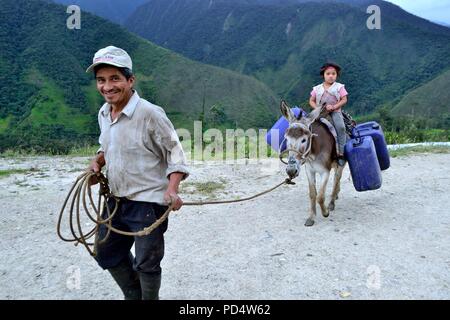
[{"x1": 280, "y1": 100, "x2": 321, "y2": 179}]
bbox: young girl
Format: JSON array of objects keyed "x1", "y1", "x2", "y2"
[{"x1": 309, "y1": 62, "x2": 348, "y2": 166}]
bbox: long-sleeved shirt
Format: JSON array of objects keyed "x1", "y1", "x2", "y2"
[{"x1": 97, "y1": 90, "x2": 189, "y2": 205}]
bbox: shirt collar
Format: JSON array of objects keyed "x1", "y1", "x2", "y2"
[
  {"x1": 325, "y1": 82, "x2": 339, "y2": 91},
  {"x1": 101, "y1": 90, "x2": 140, "y2": 119}
]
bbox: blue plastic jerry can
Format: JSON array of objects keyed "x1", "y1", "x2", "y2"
[
  {"x1": 352, "y1": 121, "x2": 390, "y2": 170},
  {"x1": 266, "y1": 107, "x2": 308, "y2": 152},
  {"x1": 344, "y1": 135, "x2": 382, "y2": 192}
]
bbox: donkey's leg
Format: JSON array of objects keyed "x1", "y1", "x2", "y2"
[
  {"x1": 328, "y1": 165, "x2": 344, "y2": 212},
  {"x1": 317, "y1": 169, "x2": 331, "y2": 218},
  {"x1": 305, "y1": 167, "x2": 317, "y2": 227}
]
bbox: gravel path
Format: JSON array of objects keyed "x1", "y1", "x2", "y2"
[{"x1": 0, "y1": 153, "x2": 449, "y2": 299}]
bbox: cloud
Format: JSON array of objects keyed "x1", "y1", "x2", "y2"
[{"x1": 385, "y1": 0, "x2": 450, "y2": 24}]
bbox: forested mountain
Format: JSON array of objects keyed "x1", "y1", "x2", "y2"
[
  {"x1": 51, "y1": 0, "x2": 149, "y2": 24},
  {"x1": 0, "y1": 0, "x2": 278, "y2": 152},
  {"x1": 125, "y1": 0, "x2": 450, "y2": 120}
]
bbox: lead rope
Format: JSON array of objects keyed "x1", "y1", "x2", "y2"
[{"x1": 57, "y1": 170, "x2": 296, "y2": 257}]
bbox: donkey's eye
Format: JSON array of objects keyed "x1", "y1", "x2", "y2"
[{"x1": 301, "y1": 139, "x2": 306, "y2": 143}]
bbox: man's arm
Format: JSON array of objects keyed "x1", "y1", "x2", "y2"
[{"x1": 150, "y1": 108, "x2": 190, "y2": 211}]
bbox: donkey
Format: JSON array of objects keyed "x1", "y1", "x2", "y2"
[{"x1": 280, "y1": 100, "x2": 345, "y2": 226}]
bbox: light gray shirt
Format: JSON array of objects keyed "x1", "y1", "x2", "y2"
[{"x1": 97, "y1": 91, "x2": 189, "y2": 205}]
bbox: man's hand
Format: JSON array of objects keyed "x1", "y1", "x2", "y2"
[
  {"x1": 87, "y1": 152, "x2": 105, "y2": 186},
  {"x1": 164, "y1": 189, "x2": 183, "y2": 211},
  {"x1": 165, "y1": 172, "x2": 185, "y2": 211},
  {"x1": 89, "y1": 159, "x2": 101, "y2": 173}
]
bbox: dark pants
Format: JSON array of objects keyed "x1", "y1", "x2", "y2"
[{"x1": 95, "y1": 197, "x2": 169, "y2": 275}]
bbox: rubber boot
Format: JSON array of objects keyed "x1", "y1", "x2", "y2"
[
  {"x1": 108, "y1": 254, "x2": 142, "y2": 300},
  {"x1": 139, "y1": 272, "x2": 161, "y2": 300}
]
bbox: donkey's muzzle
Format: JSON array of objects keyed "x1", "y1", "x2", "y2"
[{"x1": 286, "y1": 156, "x2": 300, "y2": 179}]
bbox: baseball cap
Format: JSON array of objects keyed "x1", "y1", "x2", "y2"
[{"x1": 86, "y1": 46, "x2": 133, "y2": 73}]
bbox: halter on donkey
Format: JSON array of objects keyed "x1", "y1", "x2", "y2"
[{"x1": 279, "y1": 100, "x2": 346, "y2": 227}]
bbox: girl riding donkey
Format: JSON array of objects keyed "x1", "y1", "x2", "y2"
[
  {"x1": 309, "y1": 62, "x2": 348, "y2": 166},
  {"x1": 280, "y1": 62, "x2": 349, "y2": 226}
]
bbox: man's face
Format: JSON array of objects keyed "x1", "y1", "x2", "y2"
[
  {"x1": 95, "y1": 66, "x2": 134, "y2": 106},
  {"x1": 324, "y1": 68, "x2": 337, "y2": 84}
]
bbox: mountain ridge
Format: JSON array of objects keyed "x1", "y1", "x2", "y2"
[{"x1": 125, "y1": 0, "x2": 450, "y2": 118}]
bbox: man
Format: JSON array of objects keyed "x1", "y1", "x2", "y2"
[{"x1": 86, "y1": 46, "x2": 189, "y2": 300}]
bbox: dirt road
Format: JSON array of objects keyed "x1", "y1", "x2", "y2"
[{"x1": 0, "y1": 153, "x2": 449, "y2": 299}]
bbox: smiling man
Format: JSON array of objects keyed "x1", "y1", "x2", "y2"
[{"x1": 86, "y1": 46, "x2": 189, "y2": 300}]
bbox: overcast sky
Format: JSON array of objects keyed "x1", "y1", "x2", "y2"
[{"x1": 385, "y1": 0, "x2": 450, "y2": 25}]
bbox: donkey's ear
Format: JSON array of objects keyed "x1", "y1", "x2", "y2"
[
  {"x1": 280, "y1": 100, "x2": 295, "y2": 123},
  {"x1": 305, "y1": 106, "x2": 322, "y2": 125},
  {"x1": 295, "y1": 111, "x2": 303, "y2": 121}
]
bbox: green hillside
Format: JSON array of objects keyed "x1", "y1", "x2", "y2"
[
  {"x1": 125, "y1": 0, "x2": 450, "y2": 119},
  {"x1": 391, "y1": 69, "x2": 450, "y2": 128},
  {"x1": 0, "y1": 0, "x2": 279, "y2": 153}
]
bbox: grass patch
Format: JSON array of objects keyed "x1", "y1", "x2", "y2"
[
  {"x1": 0, "y1": 149, "x2": 39, "y2": 158},
  {"x1": 181, "y1": 179, "x2": 227, "y2": 196},
  {"x1": 67, "y1": 145, "x2": 101, "y2": 157},
  {"x1": 192, "y1": 181, "x2": 226, "y2": 194},
  {"x1": 0, "y1": 145, "x2": 100, "y2": 158},
  {"x1": 390, "y1": 145, "x2": 450, "y2": 158},
  {"x1": 0, "y1": 168, "x2": 32, "y2": 177},
  {"x1": 384, "y1": 129, "x2": 449, "y2": 145},
  {"x1": 181, "y1": 136, "x2": 279, "y2": 161}
]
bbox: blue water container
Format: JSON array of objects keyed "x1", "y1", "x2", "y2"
[
  {"x1": 352, "y1": 121, "x2": 390, "y2": 170},
  {"x1": 344, "y1": 135, "x2": 382, "y2": 192},
  {"x1": 266, "y1": 107, "x2": 308, "y2": 152}
]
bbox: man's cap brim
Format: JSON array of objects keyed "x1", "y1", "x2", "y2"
[{"x1": 85, "y1": 61, "x2": 129, "y2": 73}]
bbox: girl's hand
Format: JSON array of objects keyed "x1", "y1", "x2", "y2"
[{"x1": 326, "y1": 104, "x2": 335, "y2": 112}]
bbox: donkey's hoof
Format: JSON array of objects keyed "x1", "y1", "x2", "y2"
[
  {"x1": 305, "y1": 219, "x2": 315, "y2": 227},
  {"x1": 322, "y1": 209, "x2": 330, "y2": 218},
  {"x1": 328, "y1": 202, "x2": 335, "y2": 212}
]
